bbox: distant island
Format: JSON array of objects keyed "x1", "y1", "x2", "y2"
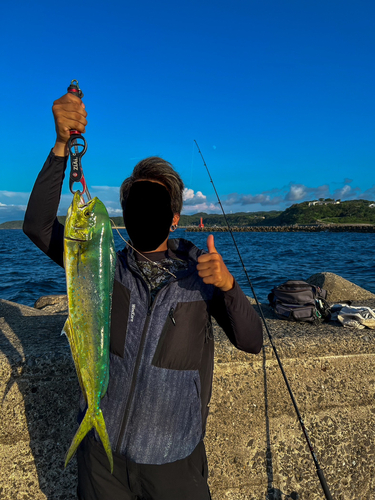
[{"x1": 1, "y1": 199, "x2": 375, "y2": 229}]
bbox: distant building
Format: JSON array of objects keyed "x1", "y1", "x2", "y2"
[
  {"x1": 308, "y1": 200, "x2": 341, "y2": 206},
  {"x1": 369, "y1": 204, "x2": 375, "y2": 208}
]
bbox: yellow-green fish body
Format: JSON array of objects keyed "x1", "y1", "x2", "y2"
[{"x1": 63, "y1": 192, "x2": 115, "y2": 472}]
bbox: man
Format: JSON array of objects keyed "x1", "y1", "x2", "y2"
[{"x1": 23, "y1": 92, "x2": 263, "y2": 500}]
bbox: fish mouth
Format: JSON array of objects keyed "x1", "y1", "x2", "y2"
[{"x1": 77, "y1": 198, "x2": 97, "y2": 210}]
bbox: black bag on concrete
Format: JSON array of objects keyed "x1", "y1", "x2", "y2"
[{"x1": 268, "y1": 280, "x2": 329, "y2": 323}]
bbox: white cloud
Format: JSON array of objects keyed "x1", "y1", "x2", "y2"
[
  {"x1": 183, "y1": 188, "x2": 207, "y2": 205},
  {"x1": 91, "y1": 186, "x2": 120, "y2": 192},
  {"x1": 0, "y1": 190, "x2": 29, "y2": 198},
  {"x1": 285, "y1": 184, "x2": 308, "y2": 201},
  {"x1": 107, "y1": 208, "x2": 123, "y2": 216},
  {"x1": 0, "y1": 204, "x2": 26, "y2": 210},
  {"x1": 217, "y1": 180, "x2": 375, "y2": 213},
  {"x1": 240, "y1": 194, "x2": 283, "y2": 206},
  {"x1": 0, "y1": 191, "x2": 30, "y2": 204},
  {"x1": 224, "y1": 192, "x2": 283, "y2": 206},
  {"x1": 0, "y1": 204, "x2": 27, "y2": 224},
  {"x1": 182, "y1": 202, "x2": 219, "y2": 214},
  {"x1": 333, "y1": 185, "x2": 353, "y2": 200},
  {"x1": 359, "y1": 185, "x2": 375, "y2": 199},
  {"x1": 182, "y1": 189, "x2": 217, "y2": 213},
  {"x1": 2, "y1": 179, "x2": 375, "y2": 223}
]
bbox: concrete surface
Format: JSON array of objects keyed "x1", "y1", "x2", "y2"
[{"x1": 1, "y1": 274, "x2": 375, "y2": 499}]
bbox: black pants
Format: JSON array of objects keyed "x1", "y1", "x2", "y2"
[{"x1": 77, "y1": 436, "x2": 212, "y2": 500}]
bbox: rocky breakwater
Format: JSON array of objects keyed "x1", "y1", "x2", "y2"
[
  {"x1": 1, "y1": 275, "x2": 375, "y2": 499},
  {"x1": 186, "y1": 224, "x2": 375, "y2": 233}
]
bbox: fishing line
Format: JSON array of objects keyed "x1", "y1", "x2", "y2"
[
  {"x1": 110, "y1": 220, "x2": 177, "y2": 278},
  {"x1": 189, "y1": 141, "x2": 195, "y2": 187},
  {"x1": 194, "y1": 140, "x2": 333, "y2": 500}
]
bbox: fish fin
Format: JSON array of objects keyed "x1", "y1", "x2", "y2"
[
  {"x1": 93, "y1": 408, "x2": 114, "y2": 473},
  {"x1": 62, "y1": 318, "x2": 87, "y2": 403},
  {"x1": 62, "y1": 317, "x2": 73, "y2": 341},
  {"x1": 65, "y1": 407, "x2": 113, "y2": 474},
  {"x1": 64, "y1": 409, "x2": 92, "y2": 468}
]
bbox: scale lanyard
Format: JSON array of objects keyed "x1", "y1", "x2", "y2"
[{"x1": 67, "y1": 80, "x2": 90, "y2": 201}]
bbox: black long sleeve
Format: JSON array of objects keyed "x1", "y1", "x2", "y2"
[
  {"x1": 23, "y1": 151, "x2": 67, "y2": 268},
  {"x1": 210, "y1": 280, "x2": 263, "y2": 354}
]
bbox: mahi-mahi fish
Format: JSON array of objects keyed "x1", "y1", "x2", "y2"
[{"x1": 63, "y1": 191, "x2": 115, "y2": 472}]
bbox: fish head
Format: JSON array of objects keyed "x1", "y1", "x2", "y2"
[{"x1": 65, "y1": 192, "x2": 110, "y2": 242}]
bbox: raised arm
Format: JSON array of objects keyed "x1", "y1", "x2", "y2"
[{"x1": 23, "y1": 93, "x2": 87, "y2": 267}]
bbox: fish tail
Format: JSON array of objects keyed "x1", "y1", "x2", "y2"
[
  {"x1": 64, "y1": 409, "x2": 93, "y2": 469},
  {"x1": 93, "y1": 408, "x2": 114, "y2": 474},
  {"x1": 64, "y1": 408, "x2": 113, "y2": 473}
]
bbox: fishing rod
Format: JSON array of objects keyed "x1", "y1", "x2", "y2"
[
  {"x1": 67, "y1": 80, "x2": 91, "y2": 202},
  {"x1": 194, "y1": 140, "x2": 333, "y2": 500}
]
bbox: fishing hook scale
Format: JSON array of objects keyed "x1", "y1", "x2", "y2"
[
  {"x1": 194, "y1": 140, "x2": 333, "y2": 500},
  {"x1": 67, "y1": 80, "x2": 91, "y2": 202}
]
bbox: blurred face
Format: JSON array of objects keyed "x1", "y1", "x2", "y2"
[{"x1": 124, "y1": 179, "x2": 176, "y2": 252}]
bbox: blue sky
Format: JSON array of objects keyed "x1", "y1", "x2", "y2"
[{"x1": 1, "y1": 0, "x2": 374, "y2": 223}]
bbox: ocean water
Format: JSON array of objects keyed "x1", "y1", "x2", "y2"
[{"x1": 0, "y1": 228, "x2": 374, "y2": 307}]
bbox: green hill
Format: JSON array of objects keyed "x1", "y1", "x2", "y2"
[
  {"x1": 1, "y1": 200, "x2": 374, "y2": 229},
  {"x1": 271, "y1": 199, "x2": 375, "y2": 225},
  {"x1": 179, "y1": 210, "x2": 281, "y2": 227},
  {"x1": 0, "y1": 220, "x2": 24, "y2": 229}
]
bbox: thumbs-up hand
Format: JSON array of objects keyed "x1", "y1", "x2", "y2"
[{"x1": 196, "y1": 235, "x2": 234, "y2": 291}]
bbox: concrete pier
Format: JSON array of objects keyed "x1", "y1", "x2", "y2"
[{"x1": 1, "y1": 274, "x2": 375, "y2": 499}]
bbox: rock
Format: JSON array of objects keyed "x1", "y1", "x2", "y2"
[
  {"x1": 306, "y1": 272, "x2": 375, "y2": 303},
  {"x1": 34, "y1": 295, "x2": 68, "y2": 314}
]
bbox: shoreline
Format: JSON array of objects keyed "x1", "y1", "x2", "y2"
[
  {"x1": 1, "y1": 223, "x2": 375, "y2": 233},
  {"x1": 184, "y1": 224, "x2": 375, "y2": 232}
]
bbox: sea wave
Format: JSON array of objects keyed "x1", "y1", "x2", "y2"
[{"x1": 0, "y1": 229, "x2": 374, "y2": 306}]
